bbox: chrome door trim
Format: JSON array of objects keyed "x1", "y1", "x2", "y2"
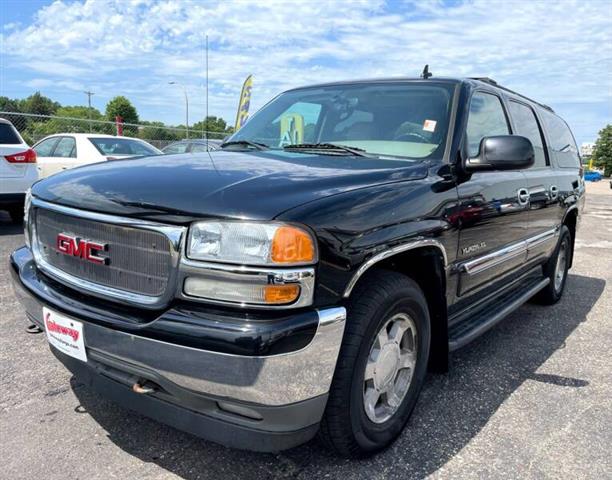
[
  {"x1": 343, "y1": 238, "x2": 448, "y2": 298},
  {"x1": 462, "y1": 240, "x2": 526, "y2": 275},
  {"x1": 30, "y1": 197, "x2": 186, "y2": 309},
  {"x1": 461, "y1": 227, "x2": 559, "y2": 276},
  {"x1": 526, "y1": 227, "x2": 559, "y2": 249}
]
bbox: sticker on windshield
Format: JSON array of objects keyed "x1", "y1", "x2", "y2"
[{"x1": 423, "y1": 119, "x2": 437, "y2": 132}]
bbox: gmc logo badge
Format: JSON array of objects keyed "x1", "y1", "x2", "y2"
[{"x1": 56, "y1": 234, "x2": 109, "y2": 265}]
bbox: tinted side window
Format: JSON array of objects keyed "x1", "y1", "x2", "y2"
[
  {"x1": 466, "y1": 92, "x2": 510, "y2": 157},
  {"x1": 0, "y1": 123, "x2": 22, "y2": 144},
  {"x1": 163, "y1": 143, "x2": 189, "y2": 154},
  {"x1": 541, "y1": 111, "x2": 580, "y2": 168},
  {"x1": 33, "y1": 138, "x2": 59, "y2": 157},
  {"x1": 508, "y1": 101, "x2": 547, "y2": 168},
  {"x1": 53, "y1": 137, "x2": 77, "y2": 158},
  {"x1": 190, "y1": 143, "x2": 209, "y2": 152}
]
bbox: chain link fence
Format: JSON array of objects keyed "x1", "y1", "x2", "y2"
[{"x1": 0, "y1": 111, "x2": 228, "y2": 149}]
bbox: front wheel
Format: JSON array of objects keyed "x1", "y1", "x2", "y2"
[{"x1": 319, "y1": 270, "x2": 430, "y2": 457}]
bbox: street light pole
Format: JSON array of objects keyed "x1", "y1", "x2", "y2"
[{"x1": 169, "y1": 81, "x2": 189, "y2": 139}]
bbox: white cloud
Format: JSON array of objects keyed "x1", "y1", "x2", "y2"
[{"x1": 1, "y1": 0, "x2": 610, "y2": 143}]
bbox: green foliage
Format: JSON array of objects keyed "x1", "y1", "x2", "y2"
[
  {"x1": 138, "y1": 121, "x2": 182, "y2": 142},
  {"x1": 0, "y1": 92, "x2": 232, "y2": 146},
  {"x1": 0, "y1": 96, "x2": 23, "y2": 128},
  {"x1": 56, "y1": 105, "x2": 103, "y2": 120},
  {"x1": 105, "y1": 96, "x2": 139, "y2": 135},
  {"x1": 592, "y1": 124, "x2": 612, "y2": 177},
  {"x1": 0, "y1": 96, "x2": 21, "y2": 112},
  {"x1": 19, "y1": 92, "x2": 60, "y2": 116},
  {"x1": 191, "y1": 116, "x2": 234, "y2": 139}
]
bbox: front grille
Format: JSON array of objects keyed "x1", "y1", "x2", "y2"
[{"x1": 34, "y1": 208, "x2": 173, "y2": 297}]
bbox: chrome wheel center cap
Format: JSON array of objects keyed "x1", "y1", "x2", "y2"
[{"x1": 374, "y1": 343, "x2": 400, "y2": 390}]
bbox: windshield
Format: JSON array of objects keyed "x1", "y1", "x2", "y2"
[
  {"x1": 228, "y1": 82, "x2": 455, "y2": 160},
  {"x1": 89, "y1": 137, "x2": 159, "y2": 156}
]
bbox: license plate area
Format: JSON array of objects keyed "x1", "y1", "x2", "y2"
[{"x1": 43, "y1": 307, "x2": 87, "y2": 362}]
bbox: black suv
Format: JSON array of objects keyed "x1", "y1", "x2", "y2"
[{"x1": 10, "y1": 77, "x2": 584, "y2": 457}]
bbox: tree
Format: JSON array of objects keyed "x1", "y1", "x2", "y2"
[
  {"x1": 105, "y1": 96, "x2": 139, "y2": 135},
  {"x1": 57, "y1": 105, "x2": 103, "y2": 120},
  {"x1": 0, "y1": 96, "x2": 25, "y2": 130},
  {"x1": 138, "y1": 121, "x2": 181, "y2": 148},
  {"x1": 191, "y1": 116, "x2": 234, "y2": 139},
  {"x1": 592, "y1": 124, "x2": 612, "y2": 177},
  {"x1": 19, "y1": 92, "x2": 60, "y2": 116},
  {"x1": 0, "y1": 96, "x2": 21, "y2": 113}
]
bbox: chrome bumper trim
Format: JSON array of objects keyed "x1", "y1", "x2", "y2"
[{"x1": 28, "y1": 304, "x2": 347, "y2": 406}]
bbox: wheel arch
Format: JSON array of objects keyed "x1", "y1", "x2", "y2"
[
  {"x1": 562, "y1": 206, "x2": 578, "y2": 268},
  {"x1": 343, "y1": 242, "x2": 449, "y2": 372}
]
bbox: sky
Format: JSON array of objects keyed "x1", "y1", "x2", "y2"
[{"x1": 0, "y1": 0, "x2": 610, "y2": 145}]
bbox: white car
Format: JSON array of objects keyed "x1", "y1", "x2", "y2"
[
  {"x1": 32, "y1": 133, "x2": 162, "y2": 178},
  {"x1": 0, "y1": 118, "x2": 38, "y2": 223}
]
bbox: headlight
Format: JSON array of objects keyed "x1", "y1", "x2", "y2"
[
  {"x1": 187, "y1": 221, "x2": 316, "y2": 266},
  {"x1": 183, "y1": 221, "x2": 317, "y2": 308}
]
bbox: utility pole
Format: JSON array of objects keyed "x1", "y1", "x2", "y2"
[{"x1": 84, "y1": 90, "x2": 95, "y2": 132}]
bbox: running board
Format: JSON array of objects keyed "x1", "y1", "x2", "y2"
[{"x1": 448, "y1": 277, "x2": 549, "y2": 351}]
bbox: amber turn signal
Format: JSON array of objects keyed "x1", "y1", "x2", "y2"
[
  {"x1": 271, "y1": 226, "x2": 315, "y2": 264},
  {"x1": 264, "y1": 284, "x2": 300, "y2": 304}
]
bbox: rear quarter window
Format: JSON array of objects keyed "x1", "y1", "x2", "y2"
[
  {"x1": 541, "y1": 111, "x2": 580, "y2": 168},
  {"x1": 0, "y1": 123, "x2": 22, "y2": 144}
]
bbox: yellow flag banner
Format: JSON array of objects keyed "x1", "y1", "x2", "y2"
[{"x1": 234, "y1": 75, "x2": 253, "y2": 131}]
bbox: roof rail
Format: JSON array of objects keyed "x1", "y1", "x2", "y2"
[
  {"x1": 468, "y1": 77, "x2": 554, "y2": 112},
  {"x1": 470, "y1": 77, "x2": 498, "y2": 85}
]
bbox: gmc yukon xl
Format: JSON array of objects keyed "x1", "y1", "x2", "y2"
[{"x1": 10, "y1": 77, "x2": 584, "y2": 457}]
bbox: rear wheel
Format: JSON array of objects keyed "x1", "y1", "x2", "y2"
[
  {"x1": 319, "y1": 270, "x2": 430, "y2": 457},
  {"x1": 534, "y1": 225, "x2": 571, "y2": 305}
]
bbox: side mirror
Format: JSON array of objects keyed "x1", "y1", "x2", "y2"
[{"x1": 465, "y1": 135, "x2": 534, "y2": 172}]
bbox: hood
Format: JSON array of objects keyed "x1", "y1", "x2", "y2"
[{"x1": 31, "y1": 150, "x2": 429, "y2": 222}]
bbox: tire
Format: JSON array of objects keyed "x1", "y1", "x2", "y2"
[
  {"x1": 319, "y1": 270, "x2": 431, "y2": 458},
  {"x1": 534, "y1": 225, "x2": 571, "y2": 305},
  {"x1": 7, "y1": 205, "x2": 24, "y2": 224}
]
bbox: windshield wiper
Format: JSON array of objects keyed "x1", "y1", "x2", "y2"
[
  {"x1": 283, "y1": 143, "x2": 371, "y2": 157},
  {"x1": 220, "y1": 140, "x2": 269, "y2": 150}
]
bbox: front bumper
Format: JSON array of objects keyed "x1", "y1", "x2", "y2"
[{"x1": 10, "y1": 246, "x2": 347, "y2": 451}]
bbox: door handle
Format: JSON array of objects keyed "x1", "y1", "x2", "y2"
[
  {"x1": 517, "y1": 188, "x2": 530, "y2": 206},
  {"x1": 550, "y1": 185, "x2": 559, "y2": 200}
]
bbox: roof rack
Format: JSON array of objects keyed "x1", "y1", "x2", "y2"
[{"x1": 468, "y1": 77, "x2": 554, "y2": 112}]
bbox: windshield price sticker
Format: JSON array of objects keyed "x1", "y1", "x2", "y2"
[{"x1": 423, "y1": 119, "x2": 437, "y2": 132}]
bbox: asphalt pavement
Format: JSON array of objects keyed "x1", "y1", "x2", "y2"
[{"x1": 1, "y1": 181, "x2": 610, "y2": 480}]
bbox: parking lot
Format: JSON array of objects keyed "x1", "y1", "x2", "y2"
[{"x1": 0, "y1": 181, "x2": 610, "y2": 480}]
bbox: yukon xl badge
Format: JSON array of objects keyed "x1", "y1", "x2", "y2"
[
  {"x1": 56, "y1": 233, "x2": 109, "y2": 265},
  {"x1": 462, "y1": 242, "x2": 487, "y2": 255}
]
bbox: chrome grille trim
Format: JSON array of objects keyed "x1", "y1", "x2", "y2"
[{"x1": 30, "y1": 198, "x2": 186, "y2": 309}]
